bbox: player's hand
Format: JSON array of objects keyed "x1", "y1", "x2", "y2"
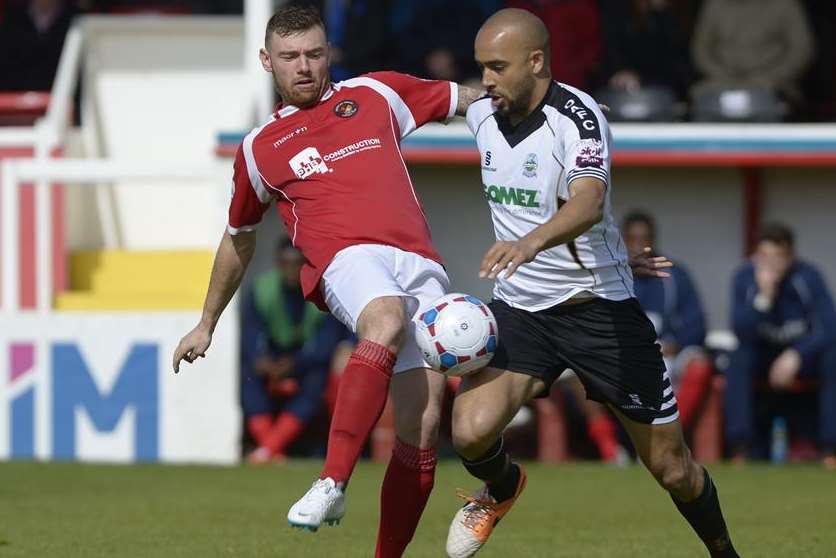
[
  {"x1": 629, "y1": 247, "x2": 673, "y2": 278},
  {"x1": 172, "y1": 324, "x2": 212, "y2": 373},
  {"x1": 769, "y1": 349, "x2": 802, "y2": 390},
  {"x1": 479, "y1": 238, "x2": 539, "y2": 280}
]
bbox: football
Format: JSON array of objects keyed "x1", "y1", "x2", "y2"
[{"x1": 415, "y1": 293, "x2": 498, "y2": 377}]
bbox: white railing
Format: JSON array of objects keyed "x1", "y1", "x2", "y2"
[{"x1": 0, "y1": 159, "x2": 226, "y2": 314}]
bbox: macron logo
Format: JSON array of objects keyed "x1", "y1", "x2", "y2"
[{"x1": 289, "y1": 147, "x2": 332, "y2": 179}]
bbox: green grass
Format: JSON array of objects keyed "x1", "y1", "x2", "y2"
[{"x1": 1, "y1": 461, "x2": 834, "y2": 557}]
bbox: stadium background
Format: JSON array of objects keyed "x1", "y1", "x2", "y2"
[{"x1": 1, "y1": 0, "x2": 836, "y2": 556}]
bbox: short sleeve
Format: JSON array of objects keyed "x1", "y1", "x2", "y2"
[
  {"x1": 353, "y1": 71, "x2": 457, "y2": 138},
  {"x1": 556, "y1": 92, "x2": 610, "y2": 187},
  {"x1": 228, "y1": 144, "x2": 271, "y2": 235},
  {"x1": 465, "y1": 98, "x2": 494, "y2": 135}
]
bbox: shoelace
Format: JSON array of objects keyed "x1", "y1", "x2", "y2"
[
  {"x1": 456, "y1": 489, "x2": 496, "y2": 530},
  {"x1": 303, "y1": 480, "x2": 332, "y2": 502}
]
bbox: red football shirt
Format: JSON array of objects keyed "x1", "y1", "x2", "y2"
[{"x1": 228, "y1": 71, "x2": 458, "y2": 310}]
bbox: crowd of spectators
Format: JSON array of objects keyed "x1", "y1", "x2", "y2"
[{"x1": 1, "y1": 0, "x2": 836, "y2": 120}]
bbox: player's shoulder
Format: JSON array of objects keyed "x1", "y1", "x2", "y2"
[
  {"x1": 543, "y1": 81, "x2": 607, "y2": 138},
  {"x1": 336, "y1": 71, "x2": 413, "y2": 93},
  {"x1": 465, "y1": 96, "x2": 495, "y2": 134}
]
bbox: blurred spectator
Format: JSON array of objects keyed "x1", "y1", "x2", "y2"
[
  {"x1": 505, "y1": 0, "x2": 602, "y2": 90},
  {"x1": 392, "y1": 0, "x2": 499, "y2": 83},
  {"x1": 565, "y1": 211, "x2": 712, "y2": 463},
  {"x1": 0, "y1": 0, "x2": 75, "y2": 92},
  {"x1": 691, "y1": 0, "x2": 814, "y2": 103},
  {"x1": 725, "y1": 224, "x2": 836, "y2": 467},
  {"x1": 598, "y1": 0, "x2": 692, "y2": 100},
  {"x1": 241, "y1": 238, "x2": 352, "y2": 463},
  {"x1": 317, "y1": 0, "x2": 389, "y2": 80},
  {"x1": 622, "y1": 211, "x2": 712, "y2": 430}
]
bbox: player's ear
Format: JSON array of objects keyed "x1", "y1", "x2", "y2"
[
  {"x1": 530, "y1": 49, "x2": 545, "y2": 75},
  {"x1": 259, "y1": 47, "x2": 273, "y2": 73}
]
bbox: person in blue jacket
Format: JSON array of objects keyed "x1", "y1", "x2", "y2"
[
  {"x1": 242, "y1": 237, "x2": 352, "y2": 463},
  {"x1": 623, "y1": 211, "x2": 713, "y2": 430},
  {"x1": 571, "y1": 211, "x2": 713, "y2": 464},
  {"x1": 726, "y1": 223, "x2": 836, "y2": 467}
]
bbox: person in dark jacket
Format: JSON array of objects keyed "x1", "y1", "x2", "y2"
[
  {"x1": 242, "y1": 238, "x2": 352, "y2": 463},
  {"x1": 623, "y1": 211, "x2": 712, "y2": 430},
  {"x1": 725, "y1": 223, "x2": 836, "y2": 467}
]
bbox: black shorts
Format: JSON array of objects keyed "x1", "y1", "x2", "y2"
[{"x1": 487, "y1": 297, "x2": 678, "y2": 425}]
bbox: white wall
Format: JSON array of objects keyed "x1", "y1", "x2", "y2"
[{"x1": 68, "y1": 17, "x2": 250, "y2": 250}]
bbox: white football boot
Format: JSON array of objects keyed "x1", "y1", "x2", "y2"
[{"x1": 287, "y1": 477, "x2": 345, "y2": 531}]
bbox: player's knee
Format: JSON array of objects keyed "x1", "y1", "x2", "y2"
[
  {"x1": 357, "y1": 298, "x2": 408, "y2": 350},
  {"x1": 648, "y1": 448, "x2": 694, "y2": 496},
  {"x1": 452, "y1": 408, "x2": 497, "y2": 460}
]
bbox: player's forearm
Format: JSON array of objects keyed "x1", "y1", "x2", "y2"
[
  {"x1": 456, "y1": 84, "x2": 484, "y2": 116},
  {"x1": 199, "y1": 230, "x2": 256, "y2": 332},
  {"x1": 524, "y1": 183, "x2": 604, "y2": 253}
]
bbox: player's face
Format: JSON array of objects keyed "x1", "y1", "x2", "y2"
[
  {"x1": 475, "y1": 34, "x2": 538, "y2": 118},
  {"x1": 261, "y1": 26, "x2": 330, "y2": 108},
  {"x1": 623, "y1": 222, "x2": 654, "y2": 255}
]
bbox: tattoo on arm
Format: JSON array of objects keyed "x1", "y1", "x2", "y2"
[{"x1": 456, "y1": 85, "x2": 485, "y2": 116}]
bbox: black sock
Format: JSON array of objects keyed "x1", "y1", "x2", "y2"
[
  {"x1": 672, "y1": 468, "x2": 739, "y2": 558},
  {"x1": 460, "y1": 438, "x2": 520, "y2": 503}
]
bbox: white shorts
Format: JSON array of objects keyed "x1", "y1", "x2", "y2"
[{"x1": 321, "y1": 244, "x2": 450, "y2": 373}]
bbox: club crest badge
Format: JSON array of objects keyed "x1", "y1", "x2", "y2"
[
  {"x1": 334, "y1": 99, "x2": 358, "y2": 118},
  {"x1": 523, "y1": 153, "x2": 538, "y2": 178}
]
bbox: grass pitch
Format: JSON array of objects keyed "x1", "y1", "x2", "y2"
[{"x1": 1, "y1": 460, "x2": 834, "y2": 557}]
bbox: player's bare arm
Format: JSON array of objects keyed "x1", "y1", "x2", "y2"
[
  {"x1": 172, "y1": 230, "x2": 257, "y2": 372},
  {"x1": 480, "y1": 177, "x2": 605, "y2": 280},
  {"x1": 456, "y1": 84, "x2": 485, "y2": 116}
]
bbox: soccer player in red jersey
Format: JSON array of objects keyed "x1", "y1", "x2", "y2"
[{"x1": 172, "y1": 5, "x2": 482, "y2": 555}]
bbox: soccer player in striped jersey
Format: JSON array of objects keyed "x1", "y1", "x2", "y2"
[{"x1": 444, "y1": 9, "x2": 739, "y2": 558}]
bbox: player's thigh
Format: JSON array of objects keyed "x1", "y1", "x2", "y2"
[
  {"x1": 452, "y1": 366, "x2": 545, "y2": 457},
  {"x1": 390, "y1": 366, "x2": 448, "y2": 448},
  {"x1": 391, "y1": 249, "x2": 451, "y2": 374},
  {"x1": 557, "y1": 298, "x2": 679, "y2": 426},
  {"x1": 321, "y1": 245, "x2": 414, "y2": 349}
]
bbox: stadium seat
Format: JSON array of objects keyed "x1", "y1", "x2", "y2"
[
  {"x1": 55, "y1": 249, "x2": 213, "y2": 310},
  {"x1": 594, "y1": 86, "x2": 679, "y2": 122},
  {"x1": 691, "y1": 88, "x2": 786, "y2": 122}
]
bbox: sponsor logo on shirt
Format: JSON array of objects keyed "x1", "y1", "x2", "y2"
[
  {"x1": 273, "y1": 126, "x2": 309, "y2": 148},
  {"x1": 483, "y1": 184, "x2": 540, "y2": 208},
  {"x1": 322, "y1": 138, "x2": 382, "y2": 162},
  {"x1": 289, "y1": 147, "x2": 332, "y2": 178},
  {"x1": 576, "y1": 139, "x2": 604, "y2": 168},
  {"x1": 482, "y1": 149, "x2": 496, "y2": 172},
  {"x1": 334, "y1": 99, "x2": 359, "y2": 118},
  {"x1": 522, "y1": 153, "x2": 538, "y2": 178}
]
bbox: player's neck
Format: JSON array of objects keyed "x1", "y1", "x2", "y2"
[{"x1": 509, "y1": 78, "x2": 551, "y2": 127}]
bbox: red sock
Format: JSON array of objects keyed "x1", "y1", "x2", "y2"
[
  {"x1": 588, "y1": 414, "x2": 619, "y2": 462},
  {"x1": 247, "y1": 414, "x2": 273, "y2": 447},
  {"x1": 676, "y1": 358, "x2": 713, "y2": 429},
  {"x1": 262, "y1": 412, "x2": 305, "y2": 456},
  {"x1": 321, "y1": 339, "x2": 395, "y2": 483},
  {"x1": 375, "y1": 439, "x2": 437, "y2": 558}
]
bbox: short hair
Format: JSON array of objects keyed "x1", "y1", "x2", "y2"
[
  {"x1": 758, "y1": 223, "x2": 794, "y2": 249},
  {"x1": 265, "y1": 4, "x2": 325, "y2": 45},
  {"x1": 622, "y1": 210, "x2": 656, "y2": 238}
]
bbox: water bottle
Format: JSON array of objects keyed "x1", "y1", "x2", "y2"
[{"x1": 771, "y1": 416, "x2": 788, "y2": 464}]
